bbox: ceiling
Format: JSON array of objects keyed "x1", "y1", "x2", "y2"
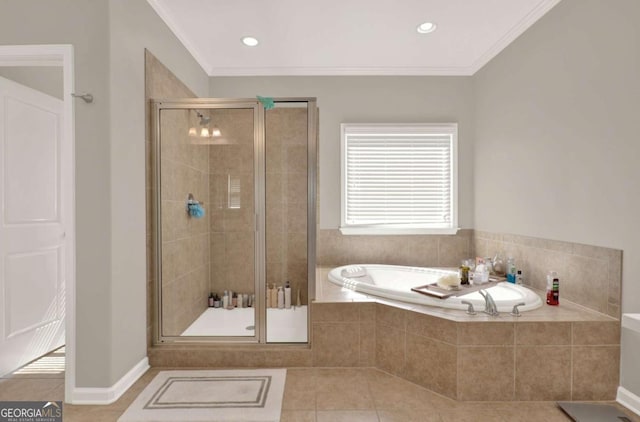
[{"x1": 147, "y1": 0, "x2": 561, "y2": 76}]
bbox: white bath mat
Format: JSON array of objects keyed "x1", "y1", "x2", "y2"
[{"x1": 118, "y1": 369, "x2": 286, "y2": 422}]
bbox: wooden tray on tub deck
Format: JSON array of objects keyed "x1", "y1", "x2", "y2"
[{"x1": 411, "y1": 276, "x2": 507, "y2": 299}]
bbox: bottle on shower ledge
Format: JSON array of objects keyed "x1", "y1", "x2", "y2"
[
  {"x1": 277, "y1": 286, "x2": 285, "y2": 309},
  {"x1": 208, "y1": 292, "x2": 214, "y2": 307},
  {"x1": 284, "y1": 281, "x2": 292, "y2": 309},
  {"x1": 232, "y1": 292, "x2": 238, "y2": 308},
  {"x1": 213, "y1": 294, "x2": 221, "y2": 308},
  {"x1": 222, "y1": 291, "x2": 229, "y2": 309}
]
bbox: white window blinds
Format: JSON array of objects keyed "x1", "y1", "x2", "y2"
[{"x1": 341, "y1": 124, "x2": 458, "y2": 235}]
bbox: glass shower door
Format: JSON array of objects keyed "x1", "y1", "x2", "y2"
[
  {"x1": 153, "y1": 97, "x2": 316, "y2": 344},
  {"x1": 264, "y1": 100, "x2": 316, "y2": 343},
  {"x1": 155, "y1": 101, "x2": 261, "y2": 341}
]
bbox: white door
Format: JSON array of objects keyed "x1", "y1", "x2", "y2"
[{"x1": 0, "y1": 76, "x2": 66, "y2": 376}]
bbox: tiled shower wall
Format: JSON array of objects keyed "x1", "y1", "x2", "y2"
[
  {"x1": 159, "y1": 108, "x2": 210, "y2": 336},
  {"x1": 207, "y1": 107, "x2": 310, "y2": 305},
  {"x1": 265, "y1": 108, "x2": 309, "y2": 305},
  {"x1": 208, "y1": 109, "x2": 255, "y2": 297},
  {"x1": 473, "y1": 230, "x2": 622, "y2": 318},
  {"x1": 145, "y1": 51, "x2": 209, "y2": 340}
]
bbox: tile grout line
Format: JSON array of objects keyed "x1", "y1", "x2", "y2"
[
  {"x1": 570, "y1": 322, "x2": 574, "y2": 400},
  {"x1": 512, "y1": 321, "x2": 516, "y2": 401}
]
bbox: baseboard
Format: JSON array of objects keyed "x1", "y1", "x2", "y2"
[
  {"x1": 617, "y1": 386, "x2": 640, "y2": 416},
  {"x1": 70, "y1": 357, "x2": 149, "y2": 404}
]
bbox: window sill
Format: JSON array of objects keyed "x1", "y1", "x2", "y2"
[{"x1": 339, "y1": 227, "x2": 460, "y2": 236}]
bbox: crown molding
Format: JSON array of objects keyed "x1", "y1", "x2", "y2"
[
  {"x1": 146, "y1": 0, "x2": 212, "y2": 75},
  {"x1": 207, "y1": 65, "x2": 475, "y2": 77},
  {"x1": 468, "y1": 0, "x2": 562, "y2": 74}
]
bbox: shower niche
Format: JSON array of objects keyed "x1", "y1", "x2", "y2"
[{"x1": 152, "y1": 98, "x2": 317, "y2": 344}]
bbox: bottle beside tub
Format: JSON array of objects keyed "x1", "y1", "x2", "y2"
[{"x1": 472, "y1": 260, "x2": 490, "y2": 284}]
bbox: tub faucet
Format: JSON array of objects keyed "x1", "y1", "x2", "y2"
[{"x1": 478, "y1": 290, "x2": 499, "y2": 316}]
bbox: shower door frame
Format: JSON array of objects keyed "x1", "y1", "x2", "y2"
[{"x1": 152, "y1": 97, "x2": 317, "y2": 345}]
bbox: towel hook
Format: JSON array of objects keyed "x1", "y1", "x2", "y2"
[{"x1": 71, "y1": 93, "x2": 94, "y2": 103}]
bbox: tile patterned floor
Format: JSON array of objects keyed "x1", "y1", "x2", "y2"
[{"x1": 1, "y1": 349, "x2": 639, "y2": 421}]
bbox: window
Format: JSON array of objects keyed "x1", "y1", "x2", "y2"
[{"x1": 340, "y1": 123, "x2": 458, "y2": 235}]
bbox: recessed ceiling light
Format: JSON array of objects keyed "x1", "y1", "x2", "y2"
[
  {"x1": 416, "y1": 22, "x2": 437, "y2": 34},
  {"x1": 241, "y1": 36, "x2": 259, "y2": 47}
]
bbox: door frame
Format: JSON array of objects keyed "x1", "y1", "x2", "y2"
[{"x1": 0, "y1": 44, "x2": 76, "y2": 403}]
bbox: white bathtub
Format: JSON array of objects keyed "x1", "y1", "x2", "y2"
[{"x1": 328, "y1": 264, "x2": 542, "y2": 313}]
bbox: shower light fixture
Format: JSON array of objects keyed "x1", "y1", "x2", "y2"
[{"x1": 189, "y1": 110, "x2": 222, "y2": 139}]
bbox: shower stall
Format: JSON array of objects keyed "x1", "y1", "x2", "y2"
[{"x1": 152, "y1": 98, "x2": 317, "y2": 344}]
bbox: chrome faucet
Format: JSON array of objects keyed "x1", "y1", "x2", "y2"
[{"x1": 478, "y1": 290, "x2": 499, "y2": 316}]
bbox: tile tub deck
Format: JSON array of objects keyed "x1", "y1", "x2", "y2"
[{"x1": 312, "y1": 267, "x2": 620, "y2": 401}]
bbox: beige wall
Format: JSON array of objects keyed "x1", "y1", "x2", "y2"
[
  {"x1": 209, "y1": 76, "x2": 475, "y2": 231},
  {"x1": 473, "y1": 0, "x2": 640, "y2": 396}
]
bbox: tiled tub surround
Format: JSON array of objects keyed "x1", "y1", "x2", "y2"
[
  {"x1": 311, "y1": 275, "x2": 620, "y2": 402},
  {"x1": 473, "y1": 230, "x2": 622, "y2": 319},
  {"x1": 373, "y1": 305, "x2": 620, "y2": 402},
  {"x1": 317, "y1": 229, "x2": 473, "y2": 268}
]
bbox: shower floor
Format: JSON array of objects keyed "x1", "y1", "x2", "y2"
[{"x1": 181, "y1": 306, "x2": 308, "y2": 343}]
